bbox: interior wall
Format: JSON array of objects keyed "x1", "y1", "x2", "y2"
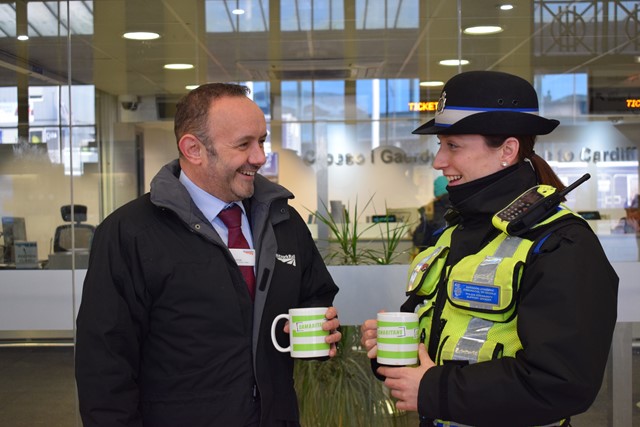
[
  {"x1": 0, "y1": 145, "x2": 100, "y2": 260},
  {"x1": 141, "y1": 124, "x2": 178, "y2": 193}
]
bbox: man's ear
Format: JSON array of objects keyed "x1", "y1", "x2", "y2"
[
  {"x1": 178, "y1": 134, "x2": 203, "y2": 165},
  {"x1": 501, "y1": 137, "x2": 520, "y2": 165}
]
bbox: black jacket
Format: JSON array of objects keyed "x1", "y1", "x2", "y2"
[
  {"x1": 405, "y1": 163, "x2": 618, "y2": 427},
  {"x1": 75, "y1": 160, "x2": 339, "y2": 427}
]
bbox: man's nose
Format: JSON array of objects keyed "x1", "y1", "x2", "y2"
[{"x1": 250, "y1": 143, "x2": 267, "y2": 166}]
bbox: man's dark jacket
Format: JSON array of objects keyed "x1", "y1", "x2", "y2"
[{"x1": 75, "y1": 160, "x2": 339, "y2": 426}]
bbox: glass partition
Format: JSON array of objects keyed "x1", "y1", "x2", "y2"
[{"x1": 0, "y1": 1, "x2": 638, "y2": 425}]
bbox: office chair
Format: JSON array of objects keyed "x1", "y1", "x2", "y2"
[{"x1": 53, "y1": 205, "x2": 96, "y2": 253}]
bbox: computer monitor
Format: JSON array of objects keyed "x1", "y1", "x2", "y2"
[{"x1": 2, "y1": 216, "x2": 27, "y2": 264}]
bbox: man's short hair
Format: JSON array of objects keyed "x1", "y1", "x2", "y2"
[{"x1": 174, "y1": 83, "x2": 250, "y2": 145}]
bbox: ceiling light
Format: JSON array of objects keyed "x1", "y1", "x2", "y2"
[
  {"x1": 123, "y1": 32, "x2": 161, "y2": 40},
  {"x1": 464, "y1": 26, "x2": 503, "y2": 35},
  {"x1": 420, "y1": 81, "x2": 444, "y2": 87},
  {"x1": 635, "y1": 56, "x2": 640, "y2": 63},
  {"x1": 164, "y1": 63, "x2": 194, "y2": 70},
  {"x1": 185, "y1": 85, "x2": 200, "y2": 90},
  {"x1": 439, "y1": 59, "x2": 470, "y2": 66},
  {"x1": 499, "y1": 4, "x2": 514, "y2": 11},
  {"x1": 17, "y1": 34, "x2": 29, "y2": 41},
  {"x1": 232, "y1": 9, "x2": 245, "y2": 15}
]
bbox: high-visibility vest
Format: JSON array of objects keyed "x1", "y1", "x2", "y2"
[{"x1": 406, "y1": 206, "x2": 580, "y2": 427}]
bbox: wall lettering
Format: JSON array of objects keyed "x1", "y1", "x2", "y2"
[
  {"x1": 302, "y1": 146, "x2": 637, "y2": 166},
  {"x1": 542, "y1": 146, "x2": 638, "y2": 163}
]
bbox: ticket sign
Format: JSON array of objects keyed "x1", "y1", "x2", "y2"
[
  {"x1": 408, "y1": 101, "x2": 438, "y2": 112},
  {"x1": 626, "y1": 99, "x2": 640, "y2": 109}
]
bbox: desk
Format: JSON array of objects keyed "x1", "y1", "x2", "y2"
[{"x1": 47, "y1": 251, "x2": 90, "y2": 269}]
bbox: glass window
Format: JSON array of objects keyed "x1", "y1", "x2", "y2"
[
  {"x1": 356, "y1": 0, "x2": 418, "y2": 29},
  {"x1": 0, "y1": 87, "x2": 18, "y2": 129},
  {"x1": 28, "y1": 1, "x2": 93, "y2": 37},
  {"x1": 535, "y1": 73, "x2": 588, "y2": 116},
  {"x1": 206, "y1": 0, "x2": 269, "y2": 32},
  {"x1": 281, "y1": 0, "x2": 344, "y2": 31},
  {"x1": 0, "y1": 3, "x2": 16, "y2": 38},
  {"x1": 356, "y1": 78, "x2": 420, "y2": 118}
]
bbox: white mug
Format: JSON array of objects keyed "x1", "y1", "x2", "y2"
[
  {"x1": 377, "y1": 312, "x2": 419, "y2": 366},
  {"x1": 270, "y1": 307, "x2": 330, "y2": 358}
]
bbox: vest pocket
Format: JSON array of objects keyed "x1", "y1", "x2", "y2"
[
  {"x1": 406, "y1": 245, "x2": 449, "y2": 297},
  {"x1": 417, "y1": 300, "x2": 435, "y2": 345}
]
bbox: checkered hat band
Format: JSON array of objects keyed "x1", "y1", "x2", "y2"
[{"x1": 435, "y1": 106, "x2": 540, "y2": 127}]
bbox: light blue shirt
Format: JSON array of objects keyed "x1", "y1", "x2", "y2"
[{"x1": 179, "y1": 171, "x2": 254, "y2": 248}]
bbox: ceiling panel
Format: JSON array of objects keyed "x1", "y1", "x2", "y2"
[{"x1": 0, "y1": 0, "x2": 636, "y2": 102}]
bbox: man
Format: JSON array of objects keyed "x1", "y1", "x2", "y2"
[{"x1": 76, "y1": 83, "x2": 341, "y2": 427}]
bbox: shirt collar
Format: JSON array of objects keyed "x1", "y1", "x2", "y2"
[{"x1": 179, "y1": 170, "x2": 246, "y2": 221}]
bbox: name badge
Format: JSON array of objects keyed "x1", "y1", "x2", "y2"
[
  {"x1": 230, "y1": 248, "x2": 256, "y2": 266},
  {"x1": 452, "y1": 281, "x2": 500, "y2": 306}
]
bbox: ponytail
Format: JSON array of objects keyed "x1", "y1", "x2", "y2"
[{"x1": 529, "y1": 152, "x2": 566, "y2": 192}]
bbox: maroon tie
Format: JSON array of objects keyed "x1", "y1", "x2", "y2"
[{"x1": 218, "y1": 204, "x2": 256, "y2": 300}]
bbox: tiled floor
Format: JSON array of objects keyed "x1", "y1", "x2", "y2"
[
  {"x1": 0, "y1": 346, "x2": 77, "y2": 427},
  {"x1": 0, "y1": 345, "x2": 638, "y2": 426}
]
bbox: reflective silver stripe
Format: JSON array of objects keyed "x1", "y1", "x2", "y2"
[
  {"x1": 451, "y1": 317, "x2": 493, "y2": 363},
  {"x1": 492, "y1": 235, "x2": 522, "y2": 259},
  {"x1": 472, "y1": 236, "x2": 521, "y2": 285},
  {"x1": 471, "y1": 256, "x2": 501, "y2": 286},
  {"x1": 435, "y1": 106, "x2": 540, "y2": 127},
  {"x1": 468, "y1": 236, "x2": 521, "y2": 308}
]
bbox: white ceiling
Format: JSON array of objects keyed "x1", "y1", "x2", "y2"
[{"x1": 0, "y1": 0, "x2": 638, "y2": 102}]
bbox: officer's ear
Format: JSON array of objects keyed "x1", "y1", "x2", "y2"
[{"x1": 500, "y1": 137, "x2": 520, "y2": 166}]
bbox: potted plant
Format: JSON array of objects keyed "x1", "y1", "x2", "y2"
[
  {"x1": 294, "y1": 325, "x2": 411, "y2": 427},
  {"x1": 309, "y1": 197, "x2": 413, "y2": 266},
  {"x1": 294, "y1": 197, "x2": 414, "y2": 426}
]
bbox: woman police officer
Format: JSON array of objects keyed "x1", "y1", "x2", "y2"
[{"x1": 360, "y1": 71, "x2": 618, "y2": 427}]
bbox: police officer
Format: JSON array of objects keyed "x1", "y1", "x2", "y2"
[{"x1": 361, "y1": 71, "x2": 618, "y2": 427}]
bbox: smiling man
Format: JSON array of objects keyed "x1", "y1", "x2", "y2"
[{"x1": 75, "y1": 83, "x2": 341, "y2": 427}]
